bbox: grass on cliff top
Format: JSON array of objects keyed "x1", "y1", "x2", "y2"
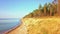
[{"x1": 22, "y1": 17, "x2": 60, "y2": 34}]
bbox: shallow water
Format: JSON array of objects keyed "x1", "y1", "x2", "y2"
[{"x1": 0, "y1": 18, "x2": 20, "y2": 34}]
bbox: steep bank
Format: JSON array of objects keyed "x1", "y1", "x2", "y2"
[
  {"x1": 6, "y1": 17, "x2": 60, "y2": 34},
  {"x1": 22, "y1": 17, "x2": 60, "y2": 34}
]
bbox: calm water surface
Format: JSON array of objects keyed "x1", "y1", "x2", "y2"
[{"x1": 0, "y1": 18, "x2": 21, "y2": 34}]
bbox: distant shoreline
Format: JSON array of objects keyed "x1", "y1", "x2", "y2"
[{"x1": 0, "y1": 18, "x2": 19, "y2": 20}]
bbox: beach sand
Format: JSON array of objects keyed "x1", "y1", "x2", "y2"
[{"x1": 5, "y1": 22, "x2": 27, "y2": 34}]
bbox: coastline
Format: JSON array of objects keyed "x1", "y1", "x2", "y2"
[
  {"x1": 5, "y1": 19, "x2": 27, "y2": 34},
  {"x1": 4, "y1": 20, "x2": 22, "y2": 34},
  {"x1": 4, "y1": 17, "x2": 60, "y2": 34}
]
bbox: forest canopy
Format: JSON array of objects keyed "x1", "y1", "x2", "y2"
[{"x1": 23, "y1": 1, "x2": 57, "y2": 18}]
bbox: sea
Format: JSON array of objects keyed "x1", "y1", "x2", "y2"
[{"x1": 0, "y1": 18, "x2": 21, "y2": 34}]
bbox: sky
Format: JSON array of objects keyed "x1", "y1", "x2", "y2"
[{"x1": 0, "y1": 0, "x2": 53, "y2": 18}]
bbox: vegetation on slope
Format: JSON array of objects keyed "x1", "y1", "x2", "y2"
[
  {"x1": 22, "y1": 0, "x2": 60, "y2": 34},
  {"x1": 23, "y1": 17, "x2": 60, "y2": 34},
  {"x1": 23, "y1": 0, "x2": 57, "y2": 18}
]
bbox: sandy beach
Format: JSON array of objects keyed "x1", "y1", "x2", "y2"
[{"x1": 5, "y1": 21, "x2": 27, "y2": 34}]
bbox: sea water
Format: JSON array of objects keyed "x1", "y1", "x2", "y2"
[{"x1": 0, "y1": 18, "x2": 21, "y2": 34}]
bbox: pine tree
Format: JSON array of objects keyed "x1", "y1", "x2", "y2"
[{"x1": 44, "y1": 3, "x2": 47, "y2": 16}]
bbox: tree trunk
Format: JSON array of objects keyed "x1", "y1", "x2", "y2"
[
  {"x1": 50, "y1": 7, "x2": 52, "y2": 16},
  {"x1": 44, "y1": 6, "x2": 46, "y2": 16},
  {"x1": 57, "y1": 0, "x2": 60, "y2": 16}
]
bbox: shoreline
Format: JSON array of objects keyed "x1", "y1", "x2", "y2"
[{"x1": 4, "y1": 20, "x2": 23, "y2": 34}]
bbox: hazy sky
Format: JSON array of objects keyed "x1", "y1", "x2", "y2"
[{"x1": 0, "y1": 0, "x2": 53, "y2": 18}]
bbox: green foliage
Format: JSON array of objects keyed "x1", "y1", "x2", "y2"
[{"x1": 24, "y1": 2, "x2": 57, "y2": 18}]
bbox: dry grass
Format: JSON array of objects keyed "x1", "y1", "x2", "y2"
[{"x1": 23, "y1": 17, "x2": 60, "y2": 34}]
